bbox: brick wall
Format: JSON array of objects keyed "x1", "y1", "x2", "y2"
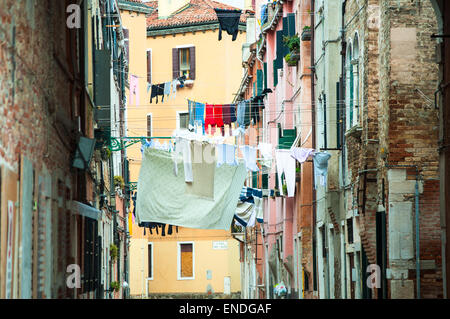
[
  {"x1": 0, "y1": 0, "x2": 85, "y2": 298},
  {"x1": 341, "y1": 0, "x2": 442, "y2": 298}
]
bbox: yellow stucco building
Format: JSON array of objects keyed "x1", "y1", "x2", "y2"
[{"x1": 119, "y1": 0, "x2": 246, "y2": 297}]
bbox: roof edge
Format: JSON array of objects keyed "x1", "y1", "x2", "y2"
[
  {"x1": 118, "y1": 0, "x2": 154, "y2": 14},
  {"x1": 147, "y1": 21, "x2": 246, "y2": 36}
]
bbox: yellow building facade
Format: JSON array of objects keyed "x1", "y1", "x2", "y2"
[{"x1": 119, "y1": 0, "x2": 246, "y2": 297}]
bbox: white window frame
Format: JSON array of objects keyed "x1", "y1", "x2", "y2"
[
  {"x1": 352, "y1": 32, "x2": 360, "y2": 128},
  {"x1": 147, "y1": 242, "x2": 154, "y2": 281},
  {"x1": 177, "y1": 241, "x2": 195, "y2": 280},
  {"x1": 345, "y1": 39, "x2": 353, "y2": 131},
  {"x1": 175, "y1": 44, "x2": 195, "y2": 49},
  {"x1": 176, "y1": 111, "x2": 190, "y2": 131}
]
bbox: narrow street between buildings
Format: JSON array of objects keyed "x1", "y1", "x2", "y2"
[{"x1": 0, "y1": 0, "x2": 450, "y2": 301}]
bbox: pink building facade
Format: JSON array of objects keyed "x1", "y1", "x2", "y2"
[{"x1": 235, "y1": 0, "x2": 313, "y2": 299}]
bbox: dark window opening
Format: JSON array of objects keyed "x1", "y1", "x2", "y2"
[
  {"x1": 347, "y1": 218, "x2": 354, "y2": 244},
  {"x1": 148, "y1": 244, "x2": 152, "y2": 278}
]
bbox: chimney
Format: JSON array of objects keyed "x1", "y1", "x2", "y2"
[{"x1": 158, "y1": 0, "x2": 190, "y2": 19}]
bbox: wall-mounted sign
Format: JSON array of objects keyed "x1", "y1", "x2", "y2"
[{"x1": 212, "y1": 241, "x2": 228, "y2": 250}]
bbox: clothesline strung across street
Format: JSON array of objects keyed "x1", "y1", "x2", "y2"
[
  {"x1": 123, "y1": 101, "x2": 356, "y2": 108},
  {"x1": 129, "y1": 74, "x2": 189, "y2": 105},
  {"x1": 123, "y1": 103, "x2": 354, "y2": 108},
  {"x1": 132, "y1": 100, "x2": 333, "y2": 231},
  {"x1": 134, "y1": 136, "x2": 332, "y2": 231},
  {"x1": 124, "y1": 123, "x2": 339, "y2": 133},
  {"x1": 124, "y1": 111, "x2": 349, "y2": 120},
  {"x1": 124, "y1": 120, "x2": 341, "y2": 127},
  {"x1": 103, "y1": 12, "x2": 314, "y2": 19}
]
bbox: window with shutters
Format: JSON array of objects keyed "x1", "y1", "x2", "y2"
[
  {"x1": 178, "y1": 242, "x2": 194, "y2": 280},
  {"x1": 148, "y1": 243, "x2": 153, "y2": 280},
  {"x1": 146, "y1": 114, "x2": 152, "y2": 140},
  {"x1": 146, "y1": 49, "x2": 152, "y2": 84},
  {"x1": 180, "y1": 48, "x2": 190, "y2": 78},
  {"x1": 173, "y1": 46, "x2": 196, "y2": 80}
]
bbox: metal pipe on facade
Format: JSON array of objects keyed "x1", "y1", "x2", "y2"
[
  {"x1": 415, "y1": 177, "x2": 421, "y2": 299},
  {"x1": 341, "y1": 0, "x2": 347, "y2": 299},
  {"x1": 310, "y1": 0, "x2": 317, "y2": 295}
]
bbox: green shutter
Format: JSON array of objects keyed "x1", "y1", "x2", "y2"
[
  {"x1": 276, "y1": 30, "x2": 284, "y2": 63},
  {"x1": 257, "y1": 69, "x2": 263, "y2": 96},
  {"x1": 263, "y1": 62, "x2": 267, "y2": 90},
  {"x1": 252, "y1": 171, "x2": 258, "y2": 188},
  {"x1": 273, "y1": 59, "x2": 278, "y2": 87},
  {"x1": 287, "y1": 13, "x2": 296, "y2": 36},
  {"x1": 275, "y1": 172, "x2": 279, "y2": 189},
  {"x1": 278, "y1": 128, "x2": 297, "y2": 149},
  {"x1": 336, "y1": 81, "x2": 341, "y2": 149},
  {"x1": 262, "y1": 173, "x2": 268, "y2": 190},
  {"x1": 282, "y1": 17, "x2": 289, "y2": 57},
  {"x1": 350, "y1": 64, "x2": 354, "y2": 126}
]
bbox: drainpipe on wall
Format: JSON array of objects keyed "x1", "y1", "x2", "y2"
[
  {"x1": 415, "y1": 177, "x2": 420, "y2": 299},
  {"x1": 244, "y1": 229, "x2": 248, "y2": 299},
  {"x1": 260, "y1": 223, "x2": 270, "y2": 299},
  {"x1": 310, "y1": 0, "x2": 317, "y2": 297},
  {"x1": 341, "y1": 0, "x2": 347, "y2": 299}
]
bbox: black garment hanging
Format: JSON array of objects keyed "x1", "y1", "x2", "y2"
[
  {"x1": 214, "y1": 9, "x2": 242, "y2": 41},
  {"x1": 150, "y1": 83, "x2": 165, "y2": 104},
  {"x1": 250, "y1": 98, "x2": 259, "y2": 124},
  {"x1": 251, "y1": 95, "x2": 265, "y2": 124},
  {"x1": 138, "y1": 221, "x2": 177, "y2": 237},
  {"x1": 159, "y1": 223, "x2": 166, "y2": 237}
]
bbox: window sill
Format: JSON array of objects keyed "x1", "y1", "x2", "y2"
[
  {"x1": 344, "y1": 125, "x2": 362, "y2": 139},
  {"x1": 177, "y1": 80, "x2": 194, "y2": 88}
]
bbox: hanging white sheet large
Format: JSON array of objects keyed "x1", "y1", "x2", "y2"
[{"x1": 136, "y1": 147, "x2": 247, "y2": 230}]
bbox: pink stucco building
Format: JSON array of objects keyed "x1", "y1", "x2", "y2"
[{"x1": 235, "y1": 0, "x2": 314, "y2": 299}]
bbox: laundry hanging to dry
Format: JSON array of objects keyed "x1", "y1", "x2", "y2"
[
  {"x1": 136, "y1": 147, "x2": 247, "y2": 230},
  {"x1": 214, "y1": 8, "x2": 242, "y2": 41}
]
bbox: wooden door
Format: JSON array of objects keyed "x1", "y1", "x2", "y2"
[{"x1": 0, "y1": 165, "x2": 18, "y2": 299}]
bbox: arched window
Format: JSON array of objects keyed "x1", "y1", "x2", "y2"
[
  {"x1": 345, "y1": 40, "x2": 353, "y2": 131},
  {"x1": 352, "y1": 33, "x2": 360, "y2": 127}
]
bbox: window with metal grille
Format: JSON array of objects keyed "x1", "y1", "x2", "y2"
[{"x1": 179, "y1": 112, "x2": 189, "y2": 130}]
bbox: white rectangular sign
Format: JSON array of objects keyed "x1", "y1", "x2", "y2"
[{"x1": 212, "y1": 241, "x2": 228, "y2": 250}]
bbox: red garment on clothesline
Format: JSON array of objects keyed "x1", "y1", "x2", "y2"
[
  {"x1": 205, "y1": 104, "x2": 215, "y2": 128},
  {"x1": 214, "y1": 104, "x2": 224, "y2": 127}
]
